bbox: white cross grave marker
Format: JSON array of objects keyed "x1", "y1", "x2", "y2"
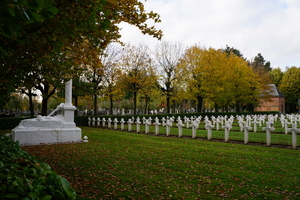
[
  {"x1": 191, "y1": 121, "x2": 198, "y2": 139},
  {"x1": 92, "y1": 117, "x2": 96, "y2": 127},
  {"x1": 242, "y1": 122, "x2": 252, "y2": 144},
  {"x1": 177, "y1": 120, "x2": 185, "y2": 137},
  {"x1": 205, "y1": 121, "x2": 214, "y2": 140},
  {"x1": 97, "y1": 117, "x2": 101, "y2": 127},
  {"x1": 282, "y1": 120, "x2": 291, "y2": 135},
  {"x1": 222, "y1": 121, "x2": 232, "y2": 142},
  {"x1": 114, "y1": 118, "x2": 118, "y2": 130},
  {"x1": 287, "y1": 122, "x2": 300, "y2": 149},
  {"x1": 88, "y1": 117, "x2": 91, "y2": 126},
  {"x1": 166, "y1": 120, "x2": 172, "y2": 136},
  {"x1": 120, "y1": 118, "x2": 125, "y2": 130},
  {"x1": 262, "y1": 121, "x2": 275, "y2": 146},
  {"x1": 127, "y1": 119, "x2": 132, "y2": 132},
  {"x1": 154, "y1": 119, "x2": 161, "y2": 135},
  {"x1": 136, "y1": 117, "x2": 141, "y2": 133},
  {"x1": 107, "y1": 118, "x2": 112, "y2": 129},
  {"x1": 102, "y1": 118, "x2": 106, "y2": 127},
  {"x1": 145, "y1": 119, "x2": 151, "y2": 134}
]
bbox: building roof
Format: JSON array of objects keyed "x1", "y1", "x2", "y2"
[{"x1": 268, "y1": 84, "x2": 285, "y2": 97}]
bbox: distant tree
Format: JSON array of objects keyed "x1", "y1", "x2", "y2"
[
  {"x1": 269, "y1": 67, "x2": 284, "y2": 87},
  {"x1": 155, "y1": 41, "x2": 185, "y2": 113},
  {"x1": 251, "y1": 53, "x2": 272, "y2": 72},
  {"x1": 119, "y1": 43, "x2": 154, "y2": 115},
  {"x1": 100, "y1": 44, "x2": 124, "y2": 115},
  {"x1": 223, "y1": 45, "x2": 244, "y2": 58},
  {"x1": 279, "y1": 67, "x2": 300, "y2": 113}
]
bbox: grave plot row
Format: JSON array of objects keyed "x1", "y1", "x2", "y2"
[{"x1": 87, "y1": 114, "x2": 300, "y2": 149}]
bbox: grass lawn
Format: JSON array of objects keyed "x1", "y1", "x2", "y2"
[{"x1": 21, "y1": 126, "x2": 300, "y2": 199}]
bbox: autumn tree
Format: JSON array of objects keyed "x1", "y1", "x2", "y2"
[
  {"x1": 139, "y1": 63, "x2": 160, "y2": 114},
  {"x1": 119, "y1": 43, "x2": 154, "y2": 115},
  {"x1": 179, "y1": 45, "x2": 205, "y2": 112},
  {"x1": 100, "y1": 44, "x2": 124, "y2": 115},
  {"x1": 180, "y1": 46, "x2": 264, "y2": 112},
  {"x1": 155, "y1": 41, "x2": 185, "y2": 114},
  {"x1": 1, "y1": 0, "x2": 163, "y2": 110},
  {"x1": 279, "y1": 67, "x2": 300, "y2": 113},
  {"x1": 269, "y1": 67, "x2": 284, "y2": 87}
]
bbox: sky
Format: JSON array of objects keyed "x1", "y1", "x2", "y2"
[{"x1": 118, "y1": 0, "x2": 300, "y2": 71}]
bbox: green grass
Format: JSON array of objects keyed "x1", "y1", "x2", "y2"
[{"x1": 22, "y1": 127, "x2": 300, "y2": 199}]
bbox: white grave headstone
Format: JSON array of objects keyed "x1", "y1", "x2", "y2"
[
  {"x1": 177, "y1": 120, "x2": 184, "y2": 137},
  {"x1": 243, "y1": 122, "x2": 252, "y2": 144},
  {"x1": 205, "y1": 121, "x2": 214, "y2": 140},
  {"x1": 287, "y1": 123, "x2": 300, "y2": 149},
  {"x1": 262, "y1": 122, "x2": 275, "y2": 146},
  {"x1": 222, "y1": 121, "x2": 232, "y2": 142},
  {"x1": 154, "y1": 119, "x2": 161, "y2": 135}
]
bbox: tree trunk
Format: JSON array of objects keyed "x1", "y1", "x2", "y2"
[
  {"x1": 133, "y1": 92, "x2": 137, "y2": 115},
  {"x1": 166, "y1": 95, "x2": 171, "y2": 114},
  {"x1": 109, "y1": 95, "x2": 113, "y2": 115},
  {"x1": 74, "y1": 96, "x2": 78, "y2": 116},
  {"x1": 235, "y1": 100, "x2": 240, "y2": 112},
  {"x1": 28, "y1": 91, "x2": 34, "y2": 118},
  {"x1": 93, "y1": 93, "x2": 97, "y2": 115},
  {"x1": 214, "y1": 103, "x2": 219, "y2": 112},
  {"x1": 36, "y1": 83, "x2": 56, "y2": 116},
  {"x1": 144, "y1": 96, "x2": 149, "y2": 115},
  {"x1": 41, "y1": 97, "x2": 48, "y2": 116},
  {"x1": 172, "y1": 99, "x2": 176, "y2": 113},
  {"x1": 196, "y1": 95, "x2": 203, "y2": 113}
]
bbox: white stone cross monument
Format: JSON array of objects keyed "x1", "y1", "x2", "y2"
[
  {"x1": 287, "y1": 123, "x2": 300, "y2": 149},
  {"x1": 262, "y1": 121, "x2": 275, "y2": 146},
  {"x1": 97, "y1": 117, "x2": 101, "y2": 127},
  {"x1": 113, "y1": 118, "x2": 118, "y2": 130},
  {"x1": 107, "y1": 118, "x2": 112, "y2": 128},
  {"x1": 165, "y1": 120, "x2": 172, "y2": 136},
  {"x1": 92, "y1": 117, "x2": 96, "y2": 127},
  {"x1": 282, "y1": 120, "x2": 291, "y2": 135},
  {"x1": 127, "y1": 119, "x2": 133, "y2": 132},
  {"x1": 154, "y1": 118, "x2": 161, "y2": 135},
  {"x1": 136, "y1": 117, "x2": 141, "y2": 133},
  {"x1": 120, "y1": 118, "x2": 125, "y2": 130},
  {"x1": 242, "y1": 122, "x2": 252, "y2": 144},
  {"x1": 177, "y1": 120, "x2": 184, "y2": 138},
  {"x1": 205, "y1": 121, "x2": 214, "y2": 140},
  {"x1": 222, "y1": 121, "x2": 232, "y2": 142},
  {"x1": 145, "y1": 119, "x2": 151, "y2": 134},
  {"x1": 191, "y1": 121, "x2": 198, "y2": 139},
  {"x1": 102, "y1": 117, "x2": 106, "y2": 127},
  {"x1": 12, "y1": 80, "x2": 82, "y2": 145}
]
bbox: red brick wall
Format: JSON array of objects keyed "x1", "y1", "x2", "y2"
[{"x1": 255, "y1": 97, "x2": 285, "y2": 113}]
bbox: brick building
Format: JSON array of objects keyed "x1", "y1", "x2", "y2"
[{"x1": 255, "y1": 84, "x2": 285, "y2": 114}]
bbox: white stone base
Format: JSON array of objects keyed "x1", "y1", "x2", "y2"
[{"x1": 12, "y1": 127, "x2": 82, "y2": 146}]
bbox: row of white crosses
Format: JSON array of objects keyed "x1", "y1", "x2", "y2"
[{"x1": 87, "y1": 114, "x2": 299, "y2": 149}]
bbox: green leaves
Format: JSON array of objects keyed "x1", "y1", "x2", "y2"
[{"x1": 0, "y1": 135, "x2": 76, "y2": 200}]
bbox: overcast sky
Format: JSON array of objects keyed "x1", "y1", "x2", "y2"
[{"x1": 118, "y1": 0, "x2": 300, "y2": 71}]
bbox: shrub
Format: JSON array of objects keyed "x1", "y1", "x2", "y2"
[{"x1": 0, "y1": 135, "x2": 76, "y2": 199}]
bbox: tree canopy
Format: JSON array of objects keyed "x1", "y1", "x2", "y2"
[{"x1": 0, "y1": 0, "x2": 163, "y2": 113}]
